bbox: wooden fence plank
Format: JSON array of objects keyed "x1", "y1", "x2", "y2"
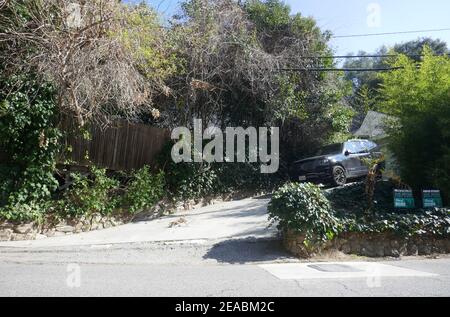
[
  {"x1": 0, "y1": 120, "x2": 170, "y2": 171},
  {"x1": 62, "y1": 120, "x2": 170, "y2": 171}
]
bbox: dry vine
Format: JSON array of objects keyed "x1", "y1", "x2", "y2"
[{"x1": 0, "y1": 0, "x2": 171, "y2": 126}]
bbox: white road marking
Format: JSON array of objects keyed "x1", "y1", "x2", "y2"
[{"x1": 259, "y1": 262, "x2": 437, "y2": 280}]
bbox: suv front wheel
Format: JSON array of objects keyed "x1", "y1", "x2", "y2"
[{"x1": 332, "y1": 166, "x2": 347, "y2": 186}]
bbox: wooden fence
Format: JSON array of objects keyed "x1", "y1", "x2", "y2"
[{"x1": 62, "y1": 121, "x2": 170, "y2": 171}]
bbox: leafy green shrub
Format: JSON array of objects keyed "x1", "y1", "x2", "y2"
[
  {"x1": 158, "y1": 141, "x2": 280, "y2": 200},
  {"x1": 0, "y1": 201, "x2": 51, "y2": 223},
  {"x1": 0, "y1": 165, "x2": 19, "y2": 207},
  {"x1": 340, "y1": 208, "x2": 450, "y2": 237},
  {"x1": 215, "y1": 162, "x2": 281, "y2": 193},
  {"x1": 157, "y1": 141, "x2": 222, "y2": 200},
  {"x1": 268, "y1": 182, "x2": 339, "y2": 248},
  {"x1": 0, "y1": 74, "x2": 60, "y2": 221},
  {"x1": 173, "y1": 163, "x2": 220, "y2": 200},
  {"x1": 164, "y1": 160, "x2": 275, "y2": 200},
  {"x1": 325, "y1": 180, "x2": 406, "y2": 216},
  {"x1": 59, "y1": 167, "x2": 120, "y2": 216},
  {"x1": 326, "y1": 180, "x2": 450, "y2": 237},
  {"x1": 269, "y1": 180, "x2": 448, "y2": 257},
  {"x1": 2, "y1": 165, "x2": 60, "y2": 222},
  {"x1": 123, "y1": 166, "x2": 165, "y2": 213}
]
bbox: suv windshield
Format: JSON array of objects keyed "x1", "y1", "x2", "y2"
[{"x1": 316, "y1": 144, "x2": 342, "y2": 156}]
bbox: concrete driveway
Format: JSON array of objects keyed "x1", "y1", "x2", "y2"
[{"x1": 0, "y1": 196, "x2": 277, "y2": 248}]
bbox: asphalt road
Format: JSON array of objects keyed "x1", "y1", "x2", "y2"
[{"x1": 1, "y1": 239, "x2": 449, "y2": 297}]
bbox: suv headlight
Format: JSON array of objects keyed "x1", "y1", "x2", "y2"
[{"x1": 317, "y1": 159, "x2": 330, "y2": 166}]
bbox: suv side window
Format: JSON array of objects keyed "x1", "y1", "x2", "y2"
[
  {"x1": 363, "y1": 140, "x2": 377, "y2": 151},
  {"x1": 346, "y1": 141, "x2": 372, "y2": 154},
  {"x1": 357, "y1": 141, "x2": 369, "y2": 153},
  {"x1": 357, "y1": 141, "x2": 370, "y2": 153},
  {"x1": 344, "y1": 142, "x2": 359, "y2": 154}
]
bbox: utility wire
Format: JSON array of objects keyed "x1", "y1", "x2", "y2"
[
  {"x1": 278, "y1": 67, "x2": 404, "y2": 72},
  {"x1": 293, "y1": 53, "x2": 450, "y2": 60},
  {"x1": 332, "y1": 27, "x2": 450, "y2": 38},
  {"x1": 297, "y1": 54, "x2": 413, "y2": 59},
  {"x1": 275, "y1": 52, "x2": 450, "y2": 72},
  {"x1": 296, "y1": 54, "x2": 398, "y2": 59}
]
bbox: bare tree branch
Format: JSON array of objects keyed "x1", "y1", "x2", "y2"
[{"x1": 0, "y1": 0, "x2": 170, "y2": 126}]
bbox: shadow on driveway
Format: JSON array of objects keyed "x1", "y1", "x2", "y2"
[{"x1": 202, "y1": 237, "x2": 295, "y2": 264}]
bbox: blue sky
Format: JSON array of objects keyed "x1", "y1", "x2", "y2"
[{"x1": 127, "y1": 0, "x2": 450, "y2": 55}]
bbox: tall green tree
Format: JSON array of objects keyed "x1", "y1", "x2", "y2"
[
  {"x1": 393, "y1": 37, "x2": 449, "y2": 61},
  {"x1": 344, "y1": 38, "x2": 449, "y2": 131},
  {"x1": 163, "y1": 0, "x2": 352, "y2": 165},
  {"x1": 344, "y1": 38, "x2": 449, "y2": 90},
  {"x1": 378, "y1": 48, "x2": 450, "y2": 202}
]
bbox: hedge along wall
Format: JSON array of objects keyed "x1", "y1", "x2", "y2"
[{"x1": 60, "y1": 119, "x2": 170, "y2": 171}]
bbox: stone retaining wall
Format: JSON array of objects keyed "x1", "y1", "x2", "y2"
[
  {"x1": 0, "y1": 214, "x2": 128, "y2": 241},
  {"x1": 284, "y1": 230, "x2": 450, "y2": 258}
]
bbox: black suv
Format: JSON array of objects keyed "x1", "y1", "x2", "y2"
[{"x1": 290, "y1": 139, "x2": 384, "y2": 186}]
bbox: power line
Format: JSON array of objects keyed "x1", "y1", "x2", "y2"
[
  {"x1": 296, "y1": 54, "x2": 412, "y2": 59},
  {"x1": 278, "y1": 67, "x2": 404, "y2": 72},
  {"x1": 291, "y1": 53, "x2": 450, "y2": 60},
  {"x1": 332, "y1": 27, "x2": 450, "y2": 38}
]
